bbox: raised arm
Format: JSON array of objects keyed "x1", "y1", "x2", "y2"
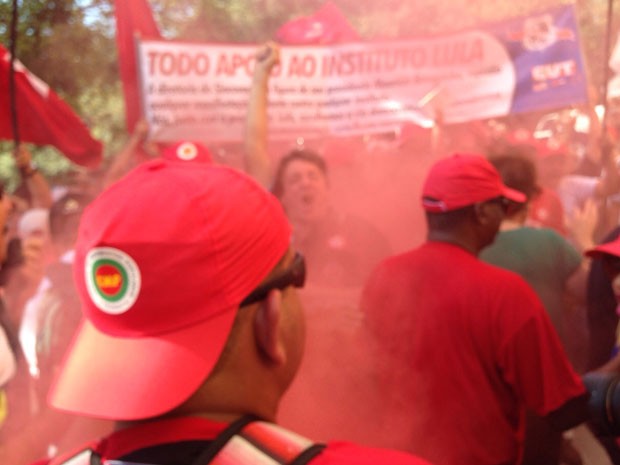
[
  {"x1": 102, "y1": 118, "x2": 150, "y2": 189},
  {"x1": 244, "y1": 42, "x2": 280, "y2": 189},
  {"x1": 14, "y1": 144, "x2": 52, "y2": 209}
]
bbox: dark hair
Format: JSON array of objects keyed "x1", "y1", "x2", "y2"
[
  {"x1": 425, "y1": 205, "x2": 474, "y2": 231},
  {"x1": 272, "y1": 149, "x2": 328, "y2": 198},
  {"x1": 488, "y1": 154, "x2": 540, "y2": 203}
]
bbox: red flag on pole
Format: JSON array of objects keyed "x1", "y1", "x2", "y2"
[
  {"x1": 276, "y1": 1, "x2": 360, "y2": 45},
  {"x1": 0, "y1": 45, "x2": 103, "y2": 168},
  {"x1": 114, "y1": 0, "x2": 161, "y2": 133}
]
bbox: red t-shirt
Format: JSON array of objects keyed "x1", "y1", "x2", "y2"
[
  {"x1": 361, "y1": 241, "x2": 586, "y2": 465},
  {"x1": 32, "y1": 416, "x2": 433, "y2": 465}
]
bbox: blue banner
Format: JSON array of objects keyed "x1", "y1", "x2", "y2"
[{"x1": 488, "y1": 4, "x2": 588, "y2": 115}]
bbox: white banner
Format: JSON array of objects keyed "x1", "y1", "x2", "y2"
[{"x1": 138, "y1": 36, "x2": 515, "y2": 143}]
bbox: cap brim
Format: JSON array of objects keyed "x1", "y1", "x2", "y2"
[
  {"x1": 48, "y1": 306, "x2": 237, "y2": 420},
  {"x1": 502, "y1": 186, "x2": 527, "y2": 204},
  {"x1": 585, "y1": 241, "x2": 620, "y2": 259}
]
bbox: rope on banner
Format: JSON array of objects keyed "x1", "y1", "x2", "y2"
[{"x1": 9, "y1": 0, "x2": 20, "y2": 149}]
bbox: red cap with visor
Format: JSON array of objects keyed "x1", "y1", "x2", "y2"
[
  {"x1": 586, "y1": 237, "x2": 620, "y2": 259},
  {"x1": 48, "y1": 159, "x2": 290, "y2": 420},
  {"x1": 421, "y1": 153, "x2": 526, "y2": 212}
]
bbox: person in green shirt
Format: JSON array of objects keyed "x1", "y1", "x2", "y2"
[
  {"x1": 480, "y1": 153, "x2": 593, "y2": 353},
  {"x1": 480, "y1": 152, "x2": 601, "y2": 465}
]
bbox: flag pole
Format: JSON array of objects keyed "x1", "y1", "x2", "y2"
[
  {"x1": 9, "y1": 0, "x2": 20, "y2": 148},
  {"x1": 596, "y1": 0, "x2": 617, "y2": 240}
]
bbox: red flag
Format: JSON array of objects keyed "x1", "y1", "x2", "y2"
[
  {"x1": 114, "y1": 0, "x2": 161, "y2": 133},
  {"x1": 0, "y1": 45, "x2": 103, "y2": 168},
  {"x1": 276, "y1": 1, "x2": 360, "y2": 45}
]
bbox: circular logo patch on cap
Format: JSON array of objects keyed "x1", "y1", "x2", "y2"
[
  {"x1": 85, "y1": 247, "x2": 141, "y2": 315},
  {"x1": 176, "y1": 142, "x2": 198, "y2": 161}
]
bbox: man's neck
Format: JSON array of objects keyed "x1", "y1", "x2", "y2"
[{"x1": 426, "y1": 230, "x2": 479, "y2": 255}]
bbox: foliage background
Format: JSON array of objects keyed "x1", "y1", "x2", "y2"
[{"x1": 0, "y1": 0, "x2": 618, "y2": 190}]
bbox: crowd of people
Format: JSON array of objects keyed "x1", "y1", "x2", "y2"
[{"x1": 1, "y1": 41, "x2": 620, "y2": 465}]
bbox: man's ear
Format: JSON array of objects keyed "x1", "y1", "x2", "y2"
[
  {"x1": 253, "y1": 290, "x2": 286, "y2": 365},
  {"x1": 473, "y1": 202, "x2": 491, "y2": 226}
]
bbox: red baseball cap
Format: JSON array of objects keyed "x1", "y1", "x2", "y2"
[
  {"x1": 421, "y1": 153, "x2": 526, "y2": 212},
  {"x1": 586, "y1": 237, "x2": 620, "y2": 259},
  {"x1": 161, "y1": 141, "x2": 212, "y2": 163},
  {"x1": 49, "y1": 159, "x2": 291, "y2": 420}
]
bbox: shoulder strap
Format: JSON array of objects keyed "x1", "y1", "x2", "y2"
[
  {"x1": 192, "y1": 416, "x2": 325, "y2": 465},
  {"x1": 190, "y1": 414, "x2": 260, "y2": 465},
  {"x1": 49, "y1": 448, "x2": 101, "y2": 465},
  {"x1": 206, "y1": 418, "x2": 325, "y2": 465},
  {"x1": 53, "y1": 417, "x2": 325, "y2": 465},
  {"x1": 289, "y1": 444, "x2": 327, "y2": 465}
]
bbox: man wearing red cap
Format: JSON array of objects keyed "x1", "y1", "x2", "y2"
[
  {"x1": 580, "y1": 235, "x2": 620, "y2": 462},
  {"x1": 585, "y1": 238, "x2": 620, "y2": 376},
  {"x1": 361, "y1": 153, "x2": 589, "y2": 465},
  {"x1": 29, "y1": 159, "x2": 433, "y2": 465}
]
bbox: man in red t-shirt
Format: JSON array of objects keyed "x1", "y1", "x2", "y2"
[
  {"x1": 28, "y1": 160, "x2": 432, "y2": 465},
  {"x1": 361, "y1": 153, "x2": 589, "y2": 465}
]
